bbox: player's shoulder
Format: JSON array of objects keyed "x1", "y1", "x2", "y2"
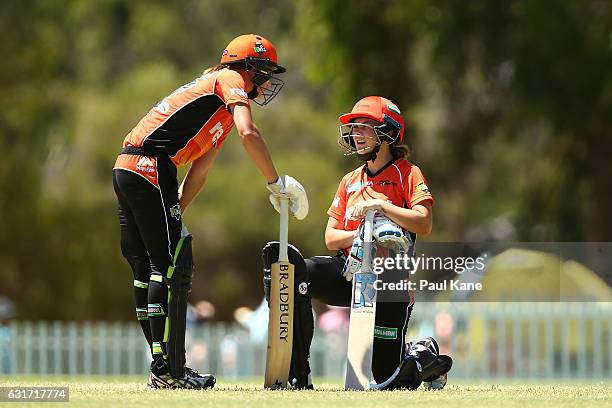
[
  {"x1": 216, "y1": 68, "x2": 245, "y2": 85},
  {"x1": 336, "y1": 166, "x2": 366, "y2": 194},
  {"x1": 394, "y1": 158, "x2": 425, "y2": 176},
  {"x1": 214, "y1": 68, "x2": 249, "y2": 101},
  {"x1": 342, "y1": 165, "x2": 365, "y2": 183}
]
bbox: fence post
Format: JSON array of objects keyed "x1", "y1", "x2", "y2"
[
  {"x1": 84, "y1": 321, "x2": 92, "y2": 375},
  {"x1": 9, "y1": 321, "x2": 18, "y2": 375},
  {"x1": 68, "y1": 322, "x2": 78, "y2": 375},
  {"x1": 544, "y1": 304, "x2": 554, "y2": 378},
  {"x1": 38, "y1": 321, "x2": 48, "y2": 375},
  {"x1": 528, "y1": 304, "x2": 538, "y2": 378},
  {"x1": 560, "y1": 303, "x2": 571, "y2": 378},
  {"x1": 591, "y1": 304, "x2": 601, "y2": 379}
]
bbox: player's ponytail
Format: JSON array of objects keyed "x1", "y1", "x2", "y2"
[
  {"x1": 202, "y1": 64, "x2": 229, "y2": 75},
  {"x1": 390, "y1": 144, "x2": 410, "y2": 159}
]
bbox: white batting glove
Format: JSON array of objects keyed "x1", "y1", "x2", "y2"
[
  {"x1": 341, "y1": 223, "x2": 377, "y2": 281},
  {"x1": 341, "y1": 235, "x2": 363, "y2": 281},
  {"x1": 372, "y1": 213, "x2": 411, "y2": 253},
  {"x1": 266, "y1": 175, "x2": 309, "y2": 220}
]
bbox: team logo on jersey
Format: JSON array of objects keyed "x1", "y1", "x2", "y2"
[
  {"x1": 253, "y1": 42, "x2": 267, "y2": 54},
  {"x1": 331, "y1": 197, "x2": 340, "y2": 208},
  {"x1": 170, "y1": 204, "x2": 181, "y2": 221},
  {"x1": 209, "y1": 122, "x2": 224, "y2": 147},
  {"x1": 417, "y1": 181, "x2": 430, "y2": 193},
  {"x1": 347, "y1": 181, "x2": 373, "y2": 193},
  {"x1": 298, "y1": 282, "x2": 308, "y2": 295},
  {"x1": 136, "y1": 156, "x2": 156, "y2": 173},
  {"x1": 378, "y1": 179, "x2": 397, "y2": 187}
]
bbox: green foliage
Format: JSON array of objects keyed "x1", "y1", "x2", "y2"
[{"x1": 302, "y1": 0, "x2": 612, "y2": 241}]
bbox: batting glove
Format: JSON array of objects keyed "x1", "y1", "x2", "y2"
[
  {"x1": 341, "y1": 230, "x2": 376, "y2": 281},
  {"x1": 372, "y1": 213, "x2": 412, "y2": 253},
  {"x1": 267, "y1": 175, "x2": 309, "y2": 220},
  {"x1": 341, "y1": 236, "x2": 363, "y2": 281}
]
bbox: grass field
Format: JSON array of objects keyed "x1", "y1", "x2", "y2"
[{"x1": 1, "y1": 376, "x2": 611, "y2": 407}]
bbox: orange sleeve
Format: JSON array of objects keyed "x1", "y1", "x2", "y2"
[
  {"x1": 407, "y1": 165, "x2": 434, "y2": 208},
  {"x1": 215, "y1": 70, "x2": 250, "y2": 109},
  {"x1": 327, "y1": 176, "x2": 348, "y2": 222}
]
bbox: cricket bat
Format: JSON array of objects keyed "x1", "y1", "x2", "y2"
[
  {"x1": 264, "y1": 197, "x2": 294, "y2": 389},
  {"x1": 345, "y1": 210, "x2": 377, "y2": 390}
]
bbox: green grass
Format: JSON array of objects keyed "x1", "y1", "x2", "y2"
[{"x1": 1, "y1": 376, "x2": 611, "y2": 408}]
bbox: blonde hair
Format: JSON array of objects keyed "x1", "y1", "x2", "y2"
[{"x1": 203, "y1": 64, "x2": 229, "y2": 75}]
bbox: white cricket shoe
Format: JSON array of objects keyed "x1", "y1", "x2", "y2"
[{"x1": 148, "y1": 360, "x2": 215, "y2": 389}]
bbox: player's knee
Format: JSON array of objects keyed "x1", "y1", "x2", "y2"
[
  {"x1": 168, "y1": 234, "x2": 194, "y2": 292},
  {"x1": 148, "y1": 277, "x2": 168, "y2": 303}
]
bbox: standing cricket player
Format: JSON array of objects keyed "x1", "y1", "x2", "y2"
[
  {"x1": 113, "y1": 34, "x2": 307, "y2": 389},
  {"x1": 262, "y1": 96, "x2": 451, "y2": 389}
]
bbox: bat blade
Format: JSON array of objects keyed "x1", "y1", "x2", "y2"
[
  {"x1": 345, "y1": 210, "x2": 376, "y2": 390},
  {"x1": 264, "y1": 260, "x2": 294, "y2": 389},
  {"x1": 345, "y1": 271, "x2": 377, "y2": 390}
]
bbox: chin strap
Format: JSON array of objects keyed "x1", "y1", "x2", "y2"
[
  {"x1": 247, "y1": 86, "x2": 258, "y2": 100},
  {"x1": 357, "y1": 144, "x2": 381, "y2": 162}
]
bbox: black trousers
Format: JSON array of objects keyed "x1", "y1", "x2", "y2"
[
  {"x1": 306, "y1": 254, "x2": 413, "y2": 384},
  {"x1": 112, "y1": 155, "x2": 182, "y2": 359}
]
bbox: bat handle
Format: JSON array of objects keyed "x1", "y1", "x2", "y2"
[
  {"x1": 279, "y1": 197, "x2": 289, "y2": 262},
  {"x1": 362, "y1": 210, "x2": 375, "y2": 266}
]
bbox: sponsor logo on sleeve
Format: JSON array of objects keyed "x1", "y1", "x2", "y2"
[
  {"x1": 417, "y1": 181, "x2": 430, "y2": 193},
  {"x1": 230, "y1": 88, "x2": 248, "y2": 98}
]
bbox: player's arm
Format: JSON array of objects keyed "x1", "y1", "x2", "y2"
[
  {"x1": 231, "y1": 102, "x2": 279, "y2": 184},
  {"x1": 381, "y1": 200, "x2": 432, "y2": 235},
  {"x1": 351, "y1": 199, "x2": 433, "y2": 236},
  {"x1": 325, "y1": 217, "x2": 358, "y2": 251},
  {"x1": 178, "y1": 148, "x2": 219, "y2": 214}
]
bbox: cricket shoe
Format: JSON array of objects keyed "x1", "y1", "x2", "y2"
[
  {"x1": 407, "y1": 337, "x2": 452, "y2": 389},
  {"x1": 148, "y1": 360, "x2": 215, "y2": 389},
  {"x1": 423, "y1": 372, "x2": 448, "y2": 390}
]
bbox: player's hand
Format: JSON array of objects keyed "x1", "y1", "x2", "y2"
[
  {"x1": 341, "y1": 235, "x2": 363, "y2": 281},
  {"x1": 373, "y1": 213, "x2": 412, "y2": 253},
  {"x1": 350, "y1": 199, "x2": 387, "y2": 220},
  {"x1": 267, "y1": 175, "x2": 309, "y2": 220}
]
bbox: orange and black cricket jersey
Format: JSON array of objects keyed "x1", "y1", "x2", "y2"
[
  {"x1": 114, "y1": 68, "x2": 249, "y2": 187},
  {"x1": 328, "y1": 158, "x2": 434, "y2": 244}
]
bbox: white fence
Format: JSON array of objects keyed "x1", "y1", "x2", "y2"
[{"x1": 1, "y1": 302, "x2": 610, "y2": 379}]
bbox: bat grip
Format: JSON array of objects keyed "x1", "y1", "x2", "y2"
[
  {"x1": 279, "y1": 197, "x2": 289, "y2": 262},
  {"x1": 362, "y1": 210, "x2": 375, "y2": 267}
]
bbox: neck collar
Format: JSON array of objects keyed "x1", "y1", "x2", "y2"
[{"x1": 364, "y1": 157, "x2": 399, "y2": 178}]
